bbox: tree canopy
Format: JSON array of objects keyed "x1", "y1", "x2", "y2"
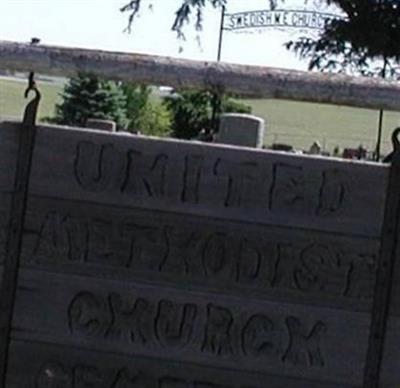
[
  {"x1": 54, "y1": 72, "x2": 128, "y2": 128},
  {"x1": 121, "y1": 0, "x2": 280, "y2": 37},
  {"x1": 287, "y1": 1, "x2": 400, "y2": 76},
  {"x1": 121, "y1": 1, "x2": 400, "y2": 77}
]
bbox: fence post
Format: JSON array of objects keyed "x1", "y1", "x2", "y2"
[
  {"x1": 0, "y1": 74, "x2": 40, "y2": 384},
  {"x1": 363, "y1": 128, "x2": 400, "y2": 387}
]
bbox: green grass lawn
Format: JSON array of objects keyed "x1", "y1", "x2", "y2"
[
  {"x1": 242, "y1": 98, "x2": 400, "y2": 155},
  {"x1": 0, "y1": 77, "x2": 62, "y2": 121},
  {"x1": 1, "y1": 77, "x2": 399, "y2": 155}
]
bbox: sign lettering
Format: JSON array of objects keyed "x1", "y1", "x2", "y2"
[{"x1": 225, "y1": 9, "x2": 343, "y2": 31}]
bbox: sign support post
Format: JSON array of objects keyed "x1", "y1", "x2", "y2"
[
  {"x1": 217, "y1": 5, "x2": 226, "y2": 62},
  {"x1": 211, "y1": 5, "x2": 226, "y2": 133}
]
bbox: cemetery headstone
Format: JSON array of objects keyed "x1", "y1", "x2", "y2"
[
  {"x1": 86, "y1": 118, "x2": 116, "y2": 132},
  {"x1": 215, "y1": 113, "x2": 265, "y2": 148}
]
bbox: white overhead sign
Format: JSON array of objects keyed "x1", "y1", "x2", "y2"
[{"x1": 224, "y1": 9, "x2": 343, "y2": 31}]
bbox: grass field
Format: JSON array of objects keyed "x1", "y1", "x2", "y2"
[
  {"x1": 1, "y1": 77, "x2": 399, "y2": 155},
  {"x1": 0, "y1": 77, "x2": 63, "y2": 121},
  {"x1": 243, "y1": 98, "x2": 400, "y2": 155}
]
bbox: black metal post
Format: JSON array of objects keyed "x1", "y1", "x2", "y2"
[
  {"x1": 374, "y1": 44, "x2": 388, "y2": 161},
  {"x1": 375, "y1": 109, "x2": 384, "y2": 161},
  {"x1": 211, "y1": 5, "x2": 226, "y2": 133},
  {"x1": 217, "y1": 5, "x2": 226, "y2": 62},
  {"x1": 364, "y1": 128, "x2": 400, "y2": 387},
  {"x1": 0, "y1": 73, "x2": 41, "y2": 384}
]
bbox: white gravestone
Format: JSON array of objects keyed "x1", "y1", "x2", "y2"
[{"x1": 216, "y1": 113, "x2": 265, "y2": 148}]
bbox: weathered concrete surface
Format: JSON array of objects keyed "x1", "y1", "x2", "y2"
[
  {"x1": 1, "y1": 41, "x2": 400, "y2": 110},
  {"x1": 0, "y1": 120, "x2": 398, "y2": 387}
]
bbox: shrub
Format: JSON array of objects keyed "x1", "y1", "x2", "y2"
[
  {"x1": 164, "y1": 89, "x2": 252, "y2": 139},
  {"x1": 134, "y1": 101, "x2": 172, "y2": 137},
  {"x1": 54, "y1": 72, "x2": 128, "y2": 129}
]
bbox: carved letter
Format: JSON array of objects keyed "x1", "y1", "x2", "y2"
[
  {"x1": 63, "y1": 216, "x2": 89, "y2": 263},
  {"x1": 159, "y1": 228, "x2": 192, "y2": 274},
  {"x1": 74, "y1": 141, "x2": 123, "y2": 192},
  {"x1": 34, "y1": 212, "x2": 88, "y2": 263},
  {"x1": 295, "y1": 244, "x2": 348, "y2": 295},
  {"x1": 282, "y1": 317, "x2": 327, "y2": 367},
  {"x1": 317, "y1": 169, "x2": 348, "y2": 216},
  {"x1": 123, "y1": 222, "x2": 168, "y2": 270},
  {"x1": 155, "y1": 299, "x2": 197, "y2": 348},
  {"x1": 214, "y1": 159, "x2": 258, "y2": 207},
  {"x1": 271, "y1": 243, "x2": 298, "y2": 290},
  {"x1": 87, "y1": 219, "x2": 127, "y2": 267},
  {"x1": 269, "y1": 163, "x2": 305, "y2": 213},
  {"x1": 202, "y1": 304, "x2": 233, "y2": 355},
  {"x1": 68, "y1": 292, "x2": 111, "y2": 338},
  {"x1": 106, "y1": 293, "x2": 151, "y2": 343},
  {"x1": 121, "y1": 151, "x2": 168, "y2": 199},
  {"x1": 241, "y1": 314, "x2": 276, "y2": 358},
  {"x1": 236, "y1": 238, "x2": 262, "y2": 283},
  {"x1": 182, "y1": 155, "x2": 204, "y2": 204},
  {"x1": 202, "y1": 234, "x2": 230, "y2": 278}
]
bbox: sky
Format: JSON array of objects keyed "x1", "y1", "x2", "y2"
[{"x1": 0, "y1": 0, "x2": 339, "y2": 70}]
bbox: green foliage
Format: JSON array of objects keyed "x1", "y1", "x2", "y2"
[
  {"x1": 55, "y1": 72, "x2": 128, "y2": 128},
  {"x1": 121, "y1": 83, "x2": 172, "y2": 137},
  {"x1": 221, "y1": 98, "x2": 252, "y2": 114},
  {"x1": 122, "y1": 83, "x2": 151, "y2": 130},
  {"x1": 3, "y1": 77, "x2": 398, "y2": 156},
  {"x1": 134, "y1": 101, "x2": 172, "y2": 137},
  {"x1": 53, "y1": 73, "x2": 251, "y2": 140},
  {"x1": 120, "y1": 1, "x2": 400, "y2": 77},
  {"x1": 164, "y1": 90, "x2": 212, "y2": 139},
  {"x1": 286, "y1": 1, "x2": 400, "y2": 76},
  {"x1": 164, "y1": 89, "x2": 252, "y2": 139}
]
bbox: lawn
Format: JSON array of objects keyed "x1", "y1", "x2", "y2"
[
  {"x1": 1, "y1": 77, "x2": 399, "y2": 155},
  {"x1": 0, "y1": 77, "x2": 63, "y2": 121},
  {"x1": 242, "y1": 98, "x2": 400, "y2": 155}
]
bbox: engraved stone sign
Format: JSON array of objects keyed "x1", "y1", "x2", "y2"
[{"x1": 0, "y1": 121, "x2": 398, "y2": 388}]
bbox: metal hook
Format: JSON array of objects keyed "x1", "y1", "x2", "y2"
[
  {"x1": 22, "y1": 72, "x2": 41, "y2": 127},
  {"x1": 24, "y1": 72, "x2": 36, "y2": 98}
]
